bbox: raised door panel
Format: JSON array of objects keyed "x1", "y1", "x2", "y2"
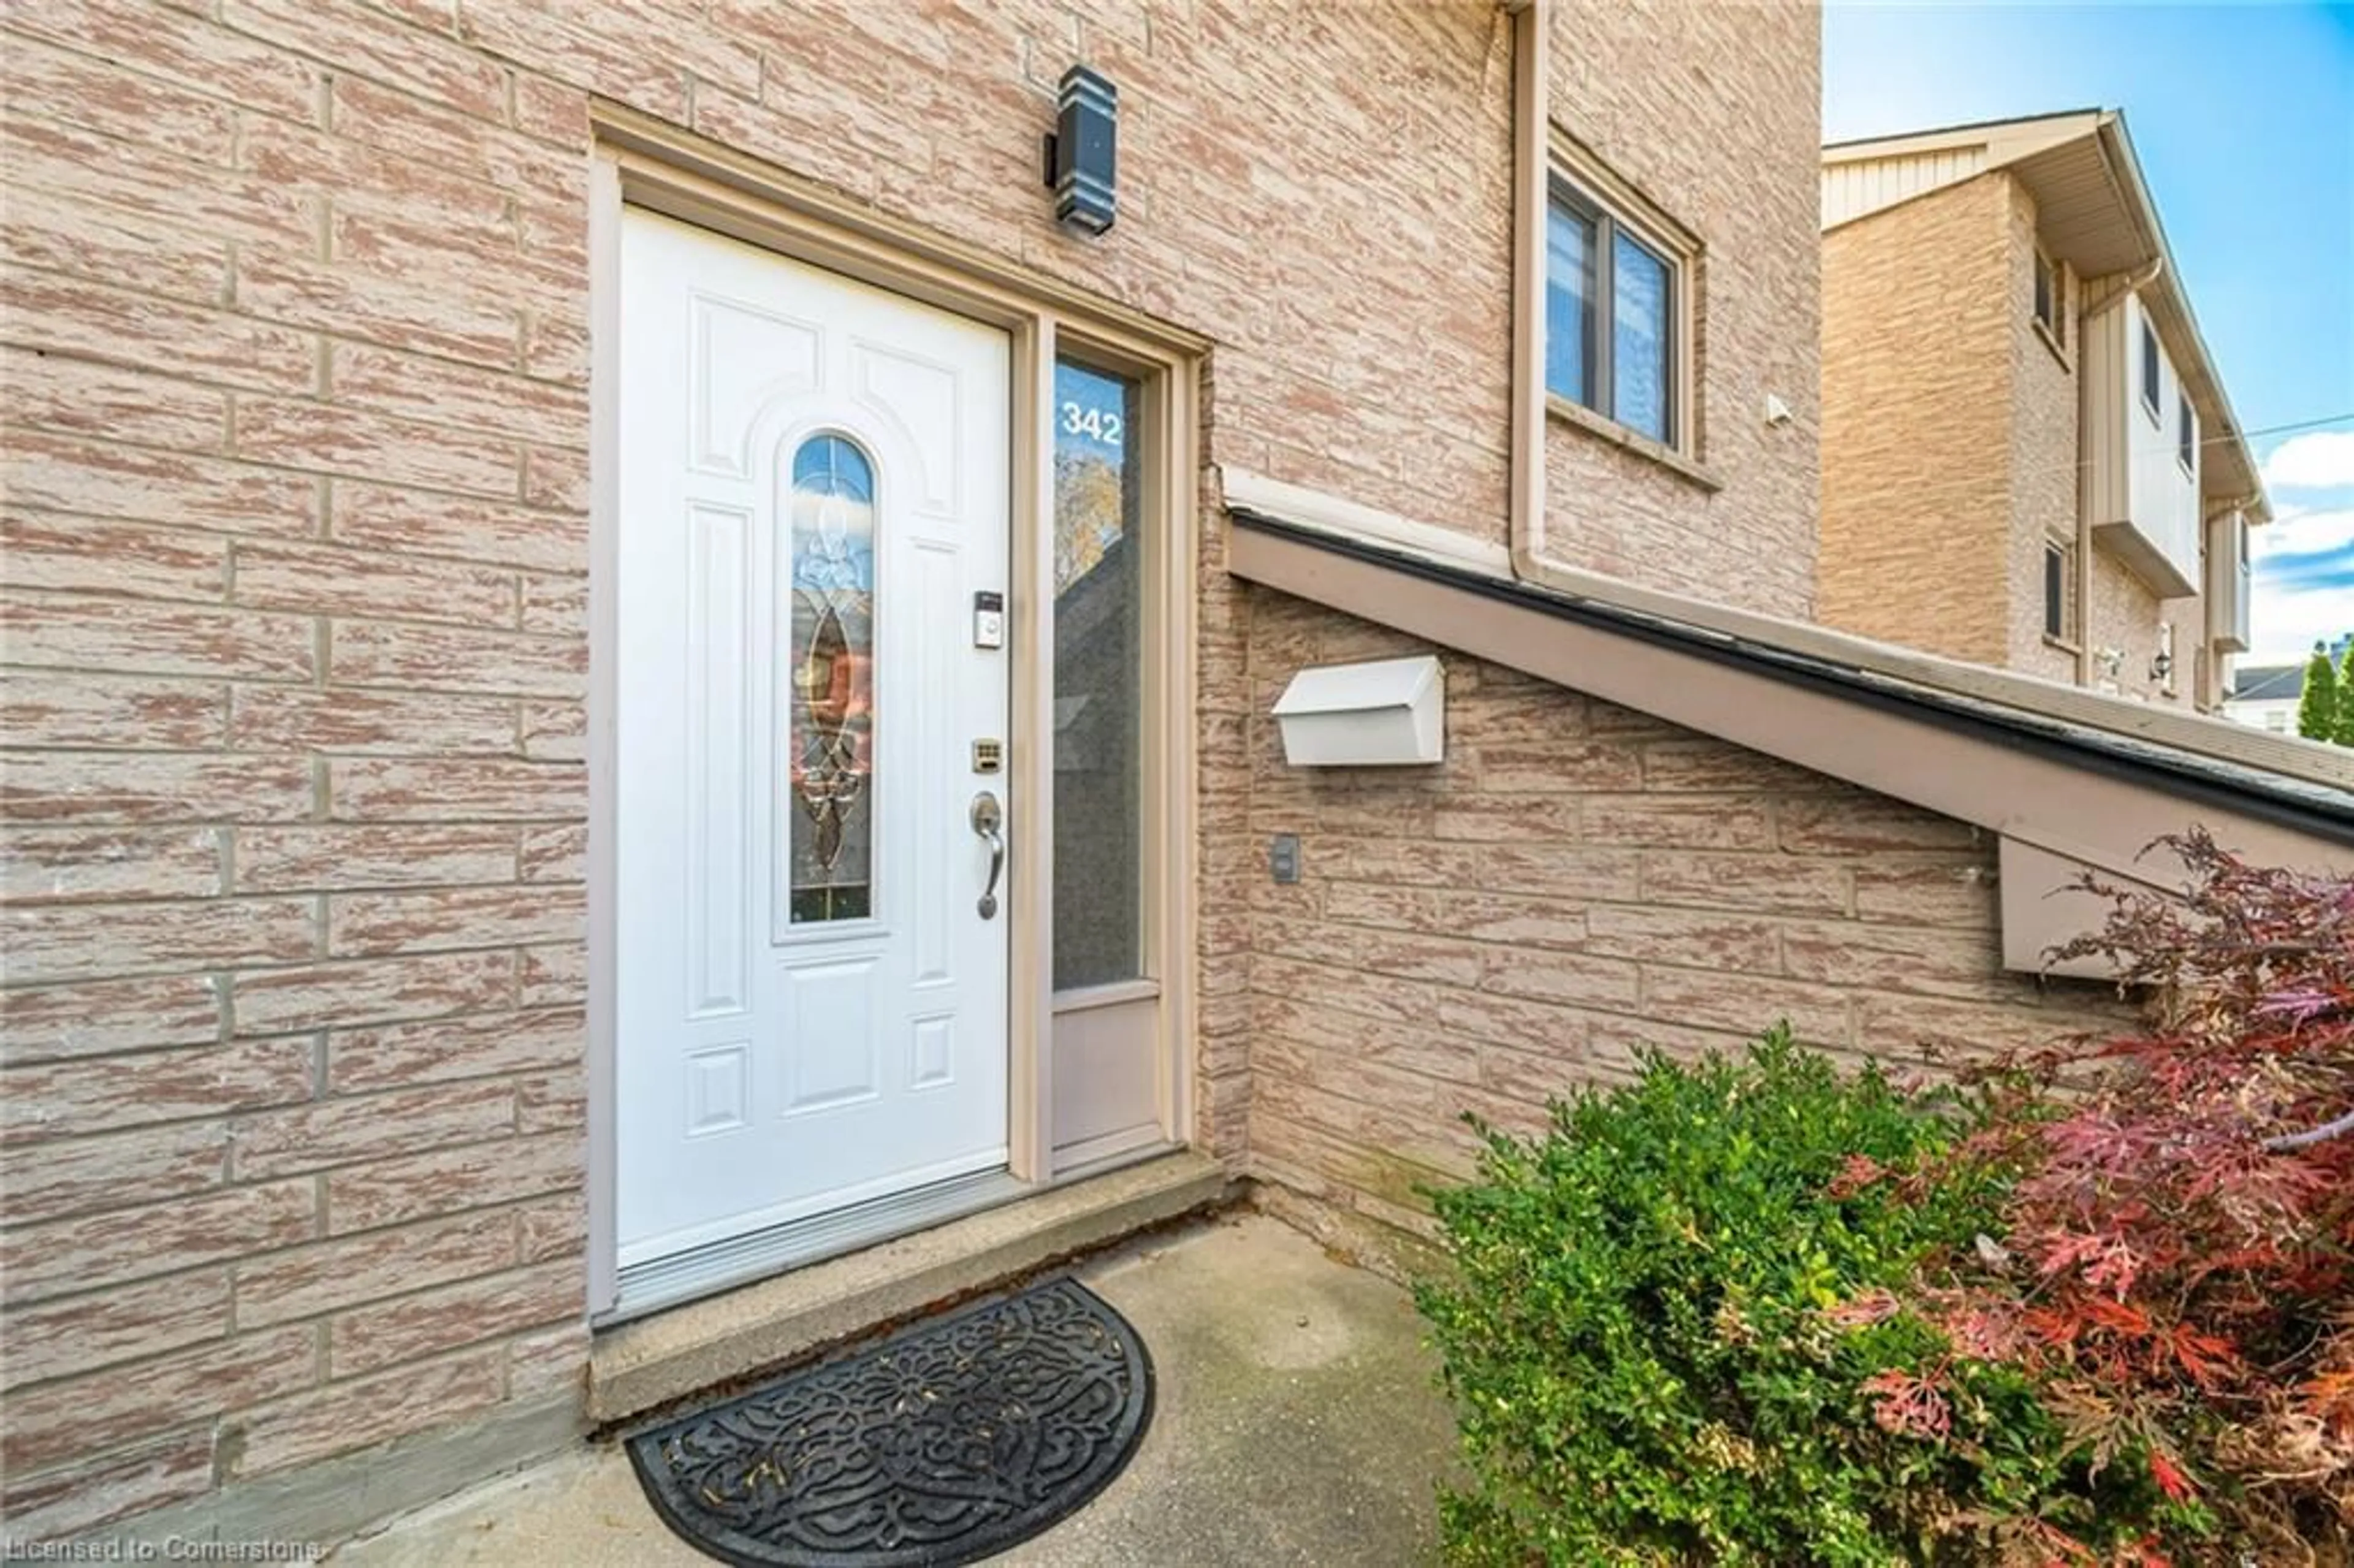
[{"x1": 615, "y1": 208, "x2": 1011, "y2": 1273}]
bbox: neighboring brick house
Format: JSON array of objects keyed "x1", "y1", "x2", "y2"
[
  {"x1": 1818, "y1": 111, "x2": 2268, "y2": 713},
  {"x1": 2, "y1": 1, "x2": 2347, "y2": 1549}
]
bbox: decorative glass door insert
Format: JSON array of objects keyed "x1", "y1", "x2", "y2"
[
  {"x1": 787, "y1": 433, "x2": 876, "y2": 924},
  {"x1": 614, "y1": 207, "x2": 1011, "y2": 1279}
]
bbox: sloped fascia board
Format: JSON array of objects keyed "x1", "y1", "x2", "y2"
[
  {"x1": 1221, "y1": 466, "x2": 2347, "y2": 801},
  {"x1": 1224, "y1": 512, "x2": 2352, "y2": 980},
  {"x1": 1221, "y1": 505, "x2": 2352, "y2": 855}
]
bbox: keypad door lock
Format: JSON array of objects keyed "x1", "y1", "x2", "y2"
[{"x1": 972, "y1": 738, "x2": 1003, "y2": 774}]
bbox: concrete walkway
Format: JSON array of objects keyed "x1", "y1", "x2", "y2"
[{"x1": 329, "y1": 1212, "x2": 1459, "y2": 1567}]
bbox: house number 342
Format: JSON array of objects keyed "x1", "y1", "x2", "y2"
[{"x1": 1059, "y1": 402, "x2": 1123, "y2": 446}]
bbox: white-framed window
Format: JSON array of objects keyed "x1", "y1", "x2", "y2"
[
  {"x1": 2042, "y1": 538, "x2": 2076, "y2": 645},
  {"x1": 2176, "y1": 390, "x2": 2196, "y2": 476},
  {"x1": 2032, "y1": 248, "x2": 2062, "y2": 347},
  {"x1": 1544, "y1": 159, "x2": 1690, "y2": 449},
  {"x1": 2140, "y1": 318, "x2": 2162, "y2": 420}
]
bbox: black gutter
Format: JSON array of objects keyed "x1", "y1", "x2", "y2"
[{"x1": 1227, "y1": 509, "x2": 2354, "y2": 847}]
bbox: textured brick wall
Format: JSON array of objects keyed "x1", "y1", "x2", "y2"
[
  {"x1": 2085, "y1": 551, "x2": 2201, "y2": 707},
  {"x1": 1819, "y1": 173, "x2": 2020, "y2": 664},
  {"x1": 1, "y1": 1, "x2": 605, "y2": 1534},
  {"x1": 2003, "y1": 189, "x2": 2203, "y2": 708},
  {"x1": 0, "y1": 0, "x2": 1818, "y2": 1531},
  {"x1": 2004, "y1": 183, "x2": 2084, "y2": 687},
  {"x1": 1238, "y1": 592, "x2": 2127, "y2": 1253},
  {"x1": 1821, "y1": 172, "x2": 2206, "y2": 704},
  {"x1": 1541, "y1": 0, "x2": 1821, "y2": 617}
]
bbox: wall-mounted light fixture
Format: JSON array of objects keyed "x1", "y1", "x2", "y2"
[{"x1": 1042, "y1": 65, "x2": 1117, "y2": 236}]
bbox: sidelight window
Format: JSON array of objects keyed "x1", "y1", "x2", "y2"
[{"x1": 1051, "y1": 359, "x2": 1145, "y2": 991}]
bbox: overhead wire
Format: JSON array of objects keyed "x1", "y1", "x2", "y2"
[{"x1": 1805, "y1": 408, "x2": 2354, "y2": 516}]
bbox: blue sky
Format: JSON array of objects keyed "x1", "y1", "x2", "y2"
[{"x1": 1826, "y1": 2, "x2": 2354, "y2": 664}]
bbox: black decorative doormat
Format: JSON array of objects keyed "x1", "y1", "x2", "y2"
[{"x1": 626, "y1": 1279, "x2": 1155, "y2": 1567}]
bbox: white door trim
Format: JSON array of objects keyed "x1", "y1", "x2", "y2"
[
  {"x1": 585, "y1": 152, "x2": 624, "y2": 1319},
  {"x1": 584, "y1": 134, "x2": 1201, "y2": 1323}
]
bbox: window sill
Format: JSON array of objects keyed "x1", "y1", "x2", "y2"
[
  {"x1": 2041, "y1": 633, "x2": 2081, "y2": 656},
  {"x1": 2031, "y1": 318, "x2": 2070, "y2": 371},
  {"x1": 2141, "y1": 395, "x2": 2163, "y2": 427},
  {"x1": 1546, "y1": 393, "x2": 1724, "y2": 493}
]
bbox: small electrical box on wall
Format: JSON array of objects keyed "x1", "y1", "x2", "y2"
[
  {"x1": 1268, "y1": 833, "x2": 1301, "y2": 885},
  {"x1": 1270, "y1": 655, "x2": 1444, "y2": 767}
]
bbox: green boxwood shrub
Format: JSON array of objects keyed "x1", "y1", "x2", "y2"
[{"x1": 1413, "y1": 1030, "x2": 2151, "y2": 1566}]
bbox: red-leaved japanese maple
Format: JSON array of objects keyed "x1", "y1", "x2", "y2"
[{"x1": 1866, "y1": 831, "x2": 2353, "y2": 1561}]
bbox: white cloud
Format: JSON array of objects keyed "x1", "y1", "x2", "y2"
[
  {"x1": 2260, "y1": 430, "x2": 2354, "y2": 492},
  {"x1": 2254, "y1": 501, "x2": 2354, "y2": 560},
  {"x1": 2248, "y1": 501, "x2": 2354, "y2": 661}
]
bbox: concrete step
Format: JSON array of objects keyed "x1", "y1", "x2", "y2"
[{"x1": 588, "y1": 1151, "x2": 1238, "y2": 1424}]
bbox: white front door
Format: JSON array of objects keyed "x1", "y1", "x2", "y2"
[{"x1": 614, "y1": 208, "x2": 1011, "y2": 1273}]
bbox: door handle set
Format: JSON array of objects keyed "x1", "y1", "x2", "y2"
[{"x1": 969, "y1": 792, "x2": 1005, "y2": 919}]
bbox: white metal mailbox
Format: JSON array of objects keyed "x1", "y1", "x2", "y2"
[{"x1": 1270, "y1": 655, "x2": 1444, "y2": 766}]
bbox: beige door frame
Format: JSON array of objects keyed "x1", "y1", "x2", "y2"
[{"x1": 584, "y1": 110, "x2": 1204, "y2": 1317}]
